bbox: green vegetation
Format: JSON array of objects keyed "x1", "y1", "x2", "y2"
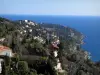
[{"x1": 0, "y1": 17, "x2": 100, "y2": 75}]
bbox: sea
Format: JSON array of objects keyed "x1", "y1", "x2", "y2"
[{"x1": 0, "y1": 14, "x2": 100, "y2": 62}]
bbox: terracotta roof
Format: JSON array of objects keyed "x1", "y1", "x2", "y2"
[{"x1": 0, "y1": 45, "x2": 10, "y2": 51}]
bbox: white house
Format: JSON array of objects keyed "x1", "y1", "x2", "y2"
[
  {"x1": 25, "y1": 20, "x2": 28, "y2": 23},
  {"x1": 54, "y1": 62, "x2": 62, "y2": 70},
  {"x1": 24, "y1": 30, "x2": 26, "y2": 33},
  {"x1": 28, "y1": 21, "x2": 35, "y2": 26},
  {"x1": 29, "y1": 29, "x2": 32, "y2": 32},
  {"x1": 20, "y1": 31, "x2": 23, "y2": 34},
  {"x1": 0, "y1": 38, "x2": 5, "y2": 42},
  {"x1": 0, "y1": 59, "x2": 3, "y2": 73},
  {"x1": 84, "y1": 51, "x2": 91, "y2": 60},
  {"x1": 25, "y1": 25, "x2": 29, "y2": 28},
  {"x1": 53, "y1": 51, "x2": 58, "y2": 57},
  {"x1": 71, "y1": 32, "x2": 74, "y2": 37},
  {"x1": 0, "y1": 45, "x2": 13, "y2": 57},
  {"x1": 0, "y1": 45, "x2": 13, "y2": 73}
]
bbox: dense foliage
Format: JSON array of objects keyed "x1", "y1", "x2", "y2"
[{"x1": 0, "y1": 17, "x2": 100, "y2": 75}]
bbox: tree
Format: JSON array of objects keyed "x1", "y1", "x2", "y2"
[
  {"x1": 58, "y1": 42, "x2": 64, "y2": 50},
  {"x1": 18, "y1": 61, "x2": 29, "y2": 75},
  {"x1": 4, "y1": 56, "x2": 11, "y2": 66},
  {"x1": 58, "y1": 41, "x2": 64, "y2": 57},
  {"x1": 30, "y1": 72, "x2": 37, "y2": 75}
]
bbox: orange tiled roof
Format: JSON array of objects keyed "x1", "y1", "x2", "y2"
[{"x1": 0, "y1": 45, "x2": 10, "y2": 51}]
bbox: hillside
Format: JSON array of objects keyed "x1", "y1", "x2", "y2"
[{"x1": 0, "y1": 17, "x2": 100, "y2": 75}]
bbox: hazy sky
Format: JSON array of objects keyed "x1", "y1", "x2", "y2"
[{"x1": 0, "y1": 0, "x2": 100, "y2": 16}]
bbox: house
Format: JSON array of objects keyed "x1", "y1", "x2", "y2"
[
  {"x1": 24, "y1": 30, "x2": 26, "y2": 33},
  {"x1": 25, "y1": 25, "x2": 29, "y2": 28},
  {"x1": 0, "y1": 45, "x2": 13, "y2": 73},
  {"x1": 29, "y1": 29, "x2": 32, "y2": 32},
  {"x1": 54, "y1": 62, "x2": 62, "y2": 71},
  {"x1": 53, "y1": 51, "x2": 58, "y2": 57},
  {"x1": 25, "y1": 20, "x2": 28, "y2": 23},
  {"x1": 0, "y1": 45, "x2": 13, "y2": 57},
  {"x1": 54, "y1": 56, "x2": 65, "y2": 73},
  {"x1": 50, "y1": 40, "x2": 65, "y2": 73},
  {"x1": 0, "y1": 38, "x2": 5, "y2": 42},
  {"x1": 84, "y1": 51, "x2": 91, "y2": 60},
  {"x1": 28, "y1": 21, "x2": 35, "y2": 26}
]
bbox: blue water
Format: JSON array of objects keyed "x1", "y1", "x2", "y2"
[{"x1": 0, "y1": 14, "x2": 100, "y2": 62}]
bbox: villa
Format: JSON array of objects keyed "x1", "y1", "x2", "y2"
[
  {"x1": 0, "y1": 45, "x2": 13, "y2": 73},
  {"x1": 0, "y1": 45, "x2": 13, "y2": 57}
]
